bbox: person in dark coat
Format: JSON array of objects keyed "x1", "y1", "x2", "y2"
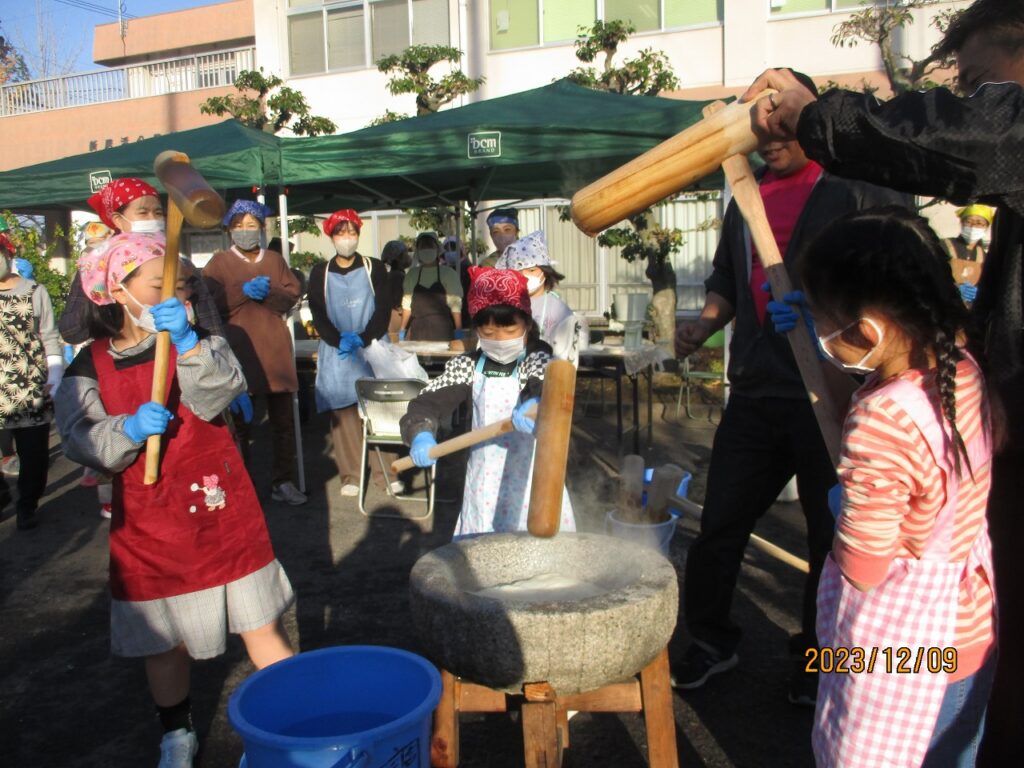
[{"x1": 743, "y1": 2, "x2": 1024, "y2": 758}]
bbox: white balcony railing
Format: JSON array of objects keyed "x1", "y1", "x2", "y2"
[{"x1": 0, "y1": 47, "x2": 256, "y2": 117}]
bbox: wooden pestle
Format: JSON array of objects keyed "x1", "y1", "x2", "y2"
[
  {"x1": 619, "y1": 455, "x2": 646, "y2": 525},
  {"x1": 569, "y1": 91, "x2": 773, "y2": 237},
  {"x1": 153, "y1": 151, "x2": 226, "y2": 229},
  {"x1": 390, "y1": 405, "x2": 537, "y2": 474},
  {"x1": 646, "y1": 464, "x2": 686, "y2": 525},
  {"x1": 143, "y1": 152, "x2": 226, "y2": 484},
  {"x1": 527, "y1": 360, "x2": 577, "y2": 538}
]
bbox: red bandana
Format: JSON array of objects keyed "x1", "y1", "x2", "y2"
[
  {"x1": 87, "y1": 178, "x2": 159, "y2": 232},
  {"x1": 467, "y1": 267, "x2": 532, "y2": 318},
  {"x1": 0, "y1": 232, "x2": 15, "y2": 257},
  {"x1": 323, "y1": 209, "x2": 364, "y2": 236}
]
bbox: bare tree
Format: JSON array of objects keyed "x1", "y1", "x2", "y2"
[{"x1": 9, "y1": 1, "x2": 83, "y2": 79}]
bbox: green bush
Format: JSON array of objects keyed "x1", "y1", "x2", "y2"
[{"x1": 1, "y1": 211, "x2": 73, "y2": 319}]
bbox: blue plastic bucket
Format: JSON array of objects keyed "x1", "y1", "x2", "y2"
[
  {"x1": 229, "y1": 646, "x2": 442, "y2": 768},
  {"x1": 606, "y1": 509, "x2": 681, "y2": 557}
]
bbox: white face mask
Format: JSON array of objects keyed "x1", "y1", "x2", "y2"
[
  {"x1": 817, "y1": 317, "x2": 884, "y2": 375},
  {"x1": 130, "y1": 219, "x2": 165, "y2": 234},
  {"x1": 334, "y1": 236, "x2": 359, "y2": 258},
  {"x1": 0, "y1": 257, "x2": 9, "y2": 280},
  {"x1": 231, "y1": 229, "x2": 262, "y2": 252},
  {"x1": 961, "y1": 225, "x2": 988, "y2": 244},
  {"x1": 492, "y1": 233, "x2": 517, "y2": 253},
  {"x1": 479, "y1": 333, "x2": 526, "y2": 365},
  {"x1": 418, "y1": 248, "x2": 438, "y2": 264},
  {"x1": 525, "y1": 275, "x2": 544, "y2": 294},
  {"x1": 119, "y1": 283, "x2": 159, "y2": 334}
]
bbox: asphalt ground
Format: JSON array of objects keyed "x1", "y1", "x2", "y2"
[{"x1": 0, "y1": 375, "x2": 817, "y2": 767}]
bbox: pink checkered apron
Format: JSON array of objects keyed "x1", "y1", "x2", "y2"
[{"x1": 813, "y1": 374, "x2": 993, "y2": 768}]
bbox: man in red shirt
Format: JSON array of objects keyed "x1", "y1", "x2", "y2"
[{"x1": 673, "y1": 70, "x2": 911, "y2": 704}]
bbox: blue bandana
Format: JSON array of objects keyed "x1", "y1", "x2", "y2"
[
  {"x1": 223, "y1": 199, "x2": 273, "y2": 227},
  {"x1": 486, "y1": 208, "x2": 519, "y2": 228}
]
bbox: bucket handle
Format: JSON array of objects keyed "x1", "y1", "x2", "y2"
[{"x1": 331, "y1": 748, "x2": 370, "y2": 768}]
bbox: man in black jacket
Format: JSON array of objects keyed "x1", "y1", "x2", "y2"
[
  {"x1": 672, "y1": 70, "x2": 911, "y2": 704},
  {"x1": 743, "y1": 1, "x2": 1024, "y2": 759}
]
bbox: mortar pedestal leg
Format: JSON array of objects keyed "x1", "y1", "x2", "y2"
[
  {"x1": 640, "y1": 648, "x2": 679, "y2": 768},
  {"x1": 431, "y1": 669, "x2": 460, "y2": 768}
]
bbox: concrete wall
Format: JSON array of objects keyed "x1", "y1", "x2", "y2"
[
  {"x1": 0, "y1": 87, "x2": 238, "y2": 171},
  {"x1": 93, "y1": 0, "x2": 254, "y2": 65}
]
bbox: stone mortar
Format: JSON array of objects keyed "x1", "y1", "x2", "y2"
[{"x1": 409, "y1": 531, "x2": 679, "y2": 694}]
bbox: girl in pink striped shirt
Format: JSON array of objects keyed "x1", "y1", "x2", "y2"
[{"x1": 797, "y1": 207, "x2": 996, "y2": 767}]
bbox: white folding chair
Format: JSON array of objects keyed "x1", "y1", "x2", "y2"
[{"x1": 355, "y1": 378, "x2": 434, "y2": 519}]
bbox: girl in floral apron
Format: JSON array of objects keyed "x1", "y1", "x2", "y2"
[
  {"x1": 401, "y1": 267, "x2": 575, "y2": 537},
  {"x1": 55, "y1": 234, "x2": 294, "y2": 768},
  {"x1": 797, "y1": 207, "x2": 996, "y2": 767}
]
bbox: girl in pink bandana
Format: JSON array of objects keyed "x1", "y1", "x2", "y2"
[
  {"x1": 400, "y1": 267, "x2": 575, "y2": 537},
  {"x1": 55, "y1": 233, "x2": 294, "y2": 768}
]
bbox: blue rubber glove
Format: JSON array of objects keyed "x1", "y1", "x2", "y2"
[
  {"x1": 763, "y1": 284, "x2": 822, "y2": 358},
  {"x1": 13, "y1": 257, "x2": 33, "y2": 279},
  {"x1": 337, "y1": 331, "x2": 365, "y2": 358},
  {"x1": 123, "y1": 402, "x2": 173, "y2": 443},
  {"x1": 828, "y1": 483, "x2": 843, "y2": 521},
  {"x1": 150, "y1": 298, "x2": 199, "y2": 355},
  {"x1": 63, "y1": 344, "x2": 75, "y2": 366},
  {"x1": 229, "y1": 392, "x2": 254, "y2": 424},
  {"x1": 410, "y1": 432, "x2": 437, "y2": 468},
  {"x1": 959, "y1": 282, "x2": 978, "y2": 302},
  {"x1": 512, "y1": 397, "x2": 539, "y2": 435},
  {"x1": 453, "y1": 328, "x2": 465, "y2": 341},
  {"x1": 242, "y1": 275, "x2": 270, "y2": 301},
  {"x1": 398, "y1": 329, "x2": 407, "y2": 341}
]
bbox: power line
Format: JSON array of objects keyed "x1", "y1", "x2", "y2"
[{"x1": 52, "y1": 0, "x2": 136, "y2": 20}]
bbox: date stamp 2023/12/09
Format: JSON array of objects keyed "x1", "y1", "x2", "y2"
[{"x1": 805, "y1": 647, "x2": 958, "y2": 675}]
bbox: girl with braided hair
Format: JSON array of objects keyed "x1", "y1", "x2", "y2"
[{"x1": 795, "y1": 206, "x2": 996, "y2": 766}]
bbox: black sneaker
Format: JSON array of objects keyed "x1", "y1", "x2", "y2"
[
  {"x1": 787, "y1": 662, "x2": 818, "y2": 707},
  {"x1": 670, "y1": 644, "x2": 739, "y2": 690},
  {"x1": 16, "y1": 508, "x2": 38, "y2": 530}
]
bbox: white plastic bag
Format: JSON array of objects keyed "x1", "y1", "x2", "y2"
[{"x1": 363, "y1": 338, "x2": 429, "y2": 382}]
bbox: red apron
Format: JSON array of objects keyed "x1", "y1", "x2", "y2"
[
  {"x1": 813, "y1": 370, "x2": 993, "y2": 767},
  {"x1": 92, "y1": 343, "x2": 275, "y2": 602}
]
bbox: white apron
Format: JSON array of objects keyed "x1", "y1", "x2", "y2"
[
  {"x1": 454, "y1": 355, "x2": 575, "y2": 538},
  {"x1": 813, "y1": 374, "x2": 993, "y2": 768}
]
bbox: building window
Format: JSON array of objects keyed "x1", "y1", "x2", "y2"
[
  {"x1": 770, "y1": 0, "x2": 879, "y2": 16},
  {"x1": 287, "y1": 0, "x2": 450, "y2": 76},
  {"x1": 490, "y1": 1, "x2": 721, "y2": 52}
]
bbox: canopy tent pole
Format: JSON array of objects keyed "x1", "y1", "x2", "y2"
[{"x1": 272, "y1": 189, "x2": 306, "y2": 495}]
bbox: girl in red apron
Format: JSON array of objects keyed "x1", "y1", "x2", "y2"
[
  {"x1": 797, "y1": 207, "x2": 996, "y2": 767},
  {"x1": 54, "y1": 234, "x2": 294, "y2": 768},
  {"x1": 400, "y1": 267, "x2": 575, "y2": 537}
]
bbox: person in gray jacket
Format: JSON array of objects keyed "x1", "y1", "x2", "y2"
[{"x1": 671, "y1": 70, "x2": 912, "y2": 705}]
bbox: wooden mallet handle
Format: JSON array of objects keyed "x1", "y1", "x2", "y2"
[
  {"x1": 702, "y1": 102, "x2": 842, "y2": 465},
  {"x1": 143, "y1": 152, "x2": 226, "y2": 485},
  {"x1": 390, "y1": 405, "x2": 537, "y2": 474},
  {"x1": 570, "y1": 92, "x2": 772, "y2": 236},
  {"x1": 527, "y1": 360, "x2": 576, "y2": 538}
]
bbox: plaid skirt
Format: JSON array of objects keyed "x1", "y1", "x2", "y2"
[{"x1": 110, "y1": 559, "x2": 294, "y2": 659}]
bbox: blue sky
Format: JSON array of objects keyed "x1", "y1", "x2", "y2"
[{"x1": 0, "y1": 0, "x2": 226, "y2": 76}]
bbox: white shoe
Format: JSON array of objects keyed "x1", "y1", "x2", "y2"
[
  {"x1": 271, "y1": 481, "x2": 308, "y2": 506},
  {"x1": 158, "y1": 728, "x2": 198, "y2": 768},
  {"x1": 340, "y1": 483, "x2": 360, "y2": 497},
  {"x1": 388, "y1": 480, "x2": 405, "y2": 494}
]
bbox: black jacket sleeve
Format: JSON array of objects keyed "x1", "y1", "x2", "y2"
[
  {"x1": 797, "y1": 84, "x2": 1024, "y2": 216},
  {"x1": 307, "y1": 261, "x2": 341, "y2": 348},
  {"x1": 58, "y1": 275, "x2": 90, "y2": 345},
  {"x1": 704, "y1": 201, "x2": 739, "y2": 304},
  {"x1": 359, "y1": 258, "x2": 392, "y2": 347},
  {"x1": 400, "y1": 356, "x2": 474, "y2": 444}
]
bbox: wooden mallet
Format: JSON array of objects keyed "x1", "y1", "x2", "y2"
[
  {"x1": 143, "y1": 151, "x2": 225, "y2": 485},
  {"x1": 570, "y1": 92, "x2": 773, "y2": 236}
]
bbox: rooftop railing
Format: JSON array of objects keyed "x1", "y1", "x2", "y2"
[{"x1": 0, "y1": 47, "x2": 255, "y2": 117}]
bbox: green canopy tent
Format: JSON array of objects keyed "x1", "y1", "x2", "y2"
[
  {"x1": 279, "y1": 79, "x2": 721, "y2": 216},
  {"x1": 0, "y1": 119, "x2": 283, "y2": 211}
]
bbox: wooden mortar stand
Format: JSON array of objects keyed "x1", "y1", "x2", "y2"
[
  {"x1": 701, "y1": 101, "x2": 842, "y2": 464},
  {"x1": 430, "y1": 361, "x2": 678, "y2": 767}
]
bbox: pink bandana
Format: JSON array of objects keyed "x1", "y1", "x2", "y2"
[
  {"x1": 77, "y1": 232, "x2": 166, "y2": 306},
  {"x1": 467, "y1": 267, "x2": 532, "y2": 318},
  {"x1": 87, "y1": 178, "x2": 159, "y2": 232}
]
